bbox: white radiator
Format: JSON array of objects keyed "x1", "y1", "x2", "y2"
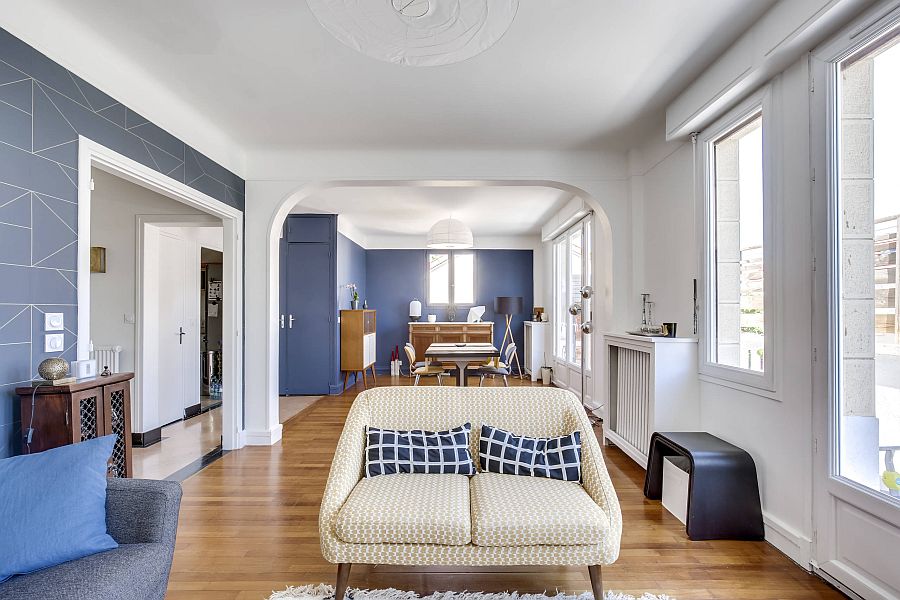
[
  {"x1": 91, "y1": 345, "x2": 123, "y2": 374},
  {"x1": 612, "y1": 346, "x2": 652, "y2": 457}
]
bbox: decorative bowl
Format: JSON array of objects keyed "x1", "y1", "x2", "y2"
[{"x1": 38, "y1": 357, "x2": 69, "y2": 381}]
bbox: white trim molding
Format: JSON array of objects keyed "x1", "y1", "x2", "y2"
[{"x1": 77, "y1": 136, "x2": 245, "y2": 450}]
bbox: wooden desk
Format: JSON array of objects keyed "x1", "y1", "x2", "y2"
[
  {"x1": 425, "y1": 343, "x2": 499, "y2": 387},
  {"x1": 408, "y1": 321, "x2": 493, "y2": 362}
]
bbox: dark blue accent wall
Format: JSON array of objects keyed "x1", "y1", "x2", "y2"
[
  {"x1": 336, "y1": 234, "x2": 368, "y2": 388},
  {"x1": 0, "y1": 28, "x2": 244, "y2": 457},
  {"x1": 365, "y1": 249, "x2": 533, "y2": 372}
]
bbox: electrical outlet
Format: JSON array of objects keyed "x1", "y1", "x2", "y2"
[
  {"x1": 124, "y1": 313, "x2": 135, "y2": 324},
  {"x1": 45, "y1": 333, "x2": 64, "y2": 352},
  {"x1": 44, "y1": 312, "x2": 64, "y2": 331}
]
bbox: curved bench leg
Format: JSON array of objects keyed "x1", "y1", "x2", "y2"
[
  {"x1": 588, "y1": 565, "x2": 603, "y2": 599},
  {"x1": 335, "y1": 563, "x2": 351, "y2": 600}
]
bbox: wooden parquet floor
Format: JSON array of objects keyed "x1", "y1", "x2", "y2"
[{"x1": 166, "y1": 377, "x2": 844, "y2": 600}]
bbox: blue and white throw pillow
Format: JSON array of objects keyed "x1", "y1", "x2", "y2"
[
  {"x1": 365, "y1": 423, "x2": 477, "y2": 477},
  {"x1": 479, "y1": 424, "x2": 582, "y2": 482}
]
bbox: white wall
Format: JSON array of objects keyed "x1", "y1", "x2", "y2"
[
  {"x1": 89, "y1": 168, "x2": 212, "y2": 372},
  {"x1": 241, "y1": 150, "x2": 633, "y2": 444},
  {"x1": 634, "y1": 58, "x2": 816, "y2": 566}
]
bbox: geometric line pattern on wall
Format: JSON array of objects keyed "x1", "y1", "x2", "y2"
[{"x1": 0, "y1": 26, "x2": 245, "y2": 458}]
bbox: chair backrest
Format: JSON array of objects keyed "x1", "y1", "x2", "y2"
[
  {"x1": 504, "y1": 342, "x2": 517, "y2": 365},
  {"x1": 403, "y1": 344, "x2": 416, "y2": 365}
]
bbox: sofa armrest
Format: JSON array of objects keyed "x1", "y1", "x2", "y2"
[
  {"x1": 319, "y1": 393, "x2": 369, "y2": 562},
  {"x1": 575, "y1": 407, "x2": 623, "y2": 563},
  {"x1": 106, "y1": 478, "x2": 182, "y2": 546}
]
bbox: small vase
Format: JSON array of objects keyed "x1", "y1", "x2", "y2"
[{"x1": 351, "y1": 300, "x2": 359, "y2": 310}]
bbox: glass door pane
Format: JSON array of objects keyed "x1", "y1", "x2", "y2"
[
  {"x1": 569, "y1": 227, "x2": 583, "y2": 365},
  {"x1": 837, "y1": 31, "x2": 900, "y2": 498},
  {"x1": 554, "y1": 239, "x2": 567, "y2": 360}
]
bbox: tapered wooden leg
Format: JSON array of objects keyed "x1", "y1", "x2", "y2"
[
  {"x1": 343, "y1": 371, "x2": 349, "y2": 391},
  {"x1": 361, "y1": 369, "x2": 368, "y2": 389},
  {"x1": 370, "y1": 365, "x2": 377, "y2": 385},
  {"x1": 335, "y1": 563, "x2": 351, "y2": 600},
  {"x1": 588, "y1": 565, "x2": 603, "y2": 599}
]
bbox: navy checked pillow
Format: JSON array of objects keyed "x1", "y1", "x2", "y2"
[
  {"x1": 479, "y1": 424, "x2": 582, "y2": 482},
  {"x1": 365, "y1": 423, "x2": 477, "y2": 477}
]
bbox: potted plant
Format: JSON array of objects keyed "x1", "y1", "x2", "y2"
[
  {"x1": 540, "y1": 354, "x2": 553, "y2": 386},
  {"x1": 345, "y1": 283, "x2": 360, "y2": 309}
]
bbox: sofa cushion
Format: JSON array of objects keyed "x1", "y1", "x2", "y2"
[
  {"x1": 0, "y1": 435, "x2": 118, "y2": 583},
  {"x1": 335, "y1": 474, "x2": 471, "y2": 545},
  {"x1": 0, "y1": 543, "x2": 170, "y2": 600},
  {"x1": 480, "y1": 424, "x2": 582, "y2": 482},
  {"x1": 470, "y1": 473, "x2": 609, "y2": 547},
  {"x1": 365, "y1": 423, "x2": 476, "y2": 477}
]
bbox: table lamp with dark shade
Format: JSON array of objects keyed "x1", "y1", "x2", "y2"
[{"x1": 494, "y1": 296, "x2": 523, "y2": 378}]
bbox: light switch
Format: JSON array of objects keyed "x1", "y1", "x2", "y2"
[
  {"x1": 45, "y1": 312, "x2": 64, "y2": 331},
  {"x1": 124, "y1": 313, "x2": 135, "y2": 324},
  {"x1": 45, "y1": 333, "x2": 64, "y2": 352}
]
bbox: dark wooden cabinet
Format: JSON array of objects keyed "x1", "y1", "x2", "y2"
[{"x1": 16, "y1": 373, "x2": 134, "y2": 478}]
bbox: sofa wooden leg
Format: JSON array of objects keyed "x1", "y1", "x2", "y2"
[
  {"x1": 335, "y1": 563, "x2": 351, "y2": 600},
  {"x1": 587, "y1": 565, "x2": 603, "y2": 599}
]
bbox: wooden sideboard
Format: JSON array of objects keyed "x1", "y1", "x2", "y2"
[
  {"x1": 16, "y1": 373, "x2": 134, "y2": 478},
  {"x1": 341, "y1": 309, "x2": 377, "y2": 390},
  {"x1": 408, "y1": 321, "x2": 494, "y2": 363}
]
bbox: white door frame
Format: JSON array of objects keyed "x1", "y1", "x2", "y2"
[
  {"x1": 811, "y1": 5, "x2": 900, "y2": 599},
  {"x1": 134, "y1": 215, "x2": 222, "y2": 438},
  {"x1": 77, "y1": 135, "x2": 245, "y2": 450}
]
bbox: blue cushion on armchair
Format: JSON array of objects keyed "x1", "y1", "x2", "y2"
[{"x1": 0, "y1": 435, "x2": 119, "y2": 582}]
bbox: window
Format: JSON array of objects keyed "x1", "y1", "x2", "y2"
[
  {"x1": 553, "y1": 218, "x2": 592, "y2": 368},
  {"x1": 427, "y1": 251, "x2": 475, "y2": 306},
  {"x1": 700, "y1": 89, "x2": 774, "y2": 389},
  {"x1": 832, "y1": 29, "x2": 900, "y2": 496}
]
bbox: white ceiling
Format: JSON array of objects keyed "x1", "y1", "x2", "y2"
[
  {"x1": 31, "y1": 0, "x2": 775, "y2": 154},
  {"x1": 292, "y1": 185, "x2": 575, "y2": 247}
]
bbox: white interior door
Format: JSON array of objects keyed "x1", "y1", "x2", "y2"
[
  {"x1": 812, "y1": 12, "x2": 900, "y2": 599},
  {"x1": 158, "y1": 231, "x2": 186, "y2": 425}
]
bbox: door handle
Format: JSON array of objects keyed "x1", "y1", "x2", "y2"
[
  {"x1": 179, "y1": 327, "x2": 185, "y2": 344},
  {"x1": 288, "y1": 315, "x2": 295, "y2": 329},
  {"x1": 280, "y1": 314, "x2": 285, "y2": 329}
]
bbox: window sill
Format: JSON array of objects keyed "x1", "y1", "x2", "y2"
[{"x1": 697, "y1": 373, "x2": 780, "y2": 402}]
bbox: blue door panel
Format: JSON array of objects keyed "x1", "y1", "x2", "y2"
[{"x1": 284, "y1": 242, "x2": 332, "y2": 394}]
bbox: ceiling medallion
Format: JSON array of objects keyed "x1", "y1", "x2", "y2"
[{"x1": 306, "y1": 0, "x2": 519, "y2": 67}]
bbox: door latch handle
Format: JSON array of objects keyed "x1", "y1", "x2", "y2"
[
  {"x1": 179, "y1": 327, "x2": 185, "y2": 344},
  {"x1": 288, "y1": 315, "x2": 295, "y2": 329},
  {"x1": 280, "y1": 314, "x2": 285, "y2": 329}
]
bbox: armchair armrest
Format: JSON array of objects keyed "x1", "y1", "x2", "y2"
[
  {"x1": 319, "y1": 393, "x2": 370, "y2": 562},
  {"x1": 105, "y1": 478, "x2": 182, "y2": 546}
]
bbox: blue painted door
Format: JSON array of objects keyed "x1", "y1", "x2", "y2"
[
  {"x1": 284, "y1": 242, "x2": 333, "y2": 394},
  {"x1": 279, "y1": 235, "x2": 288, "y2": 394}
]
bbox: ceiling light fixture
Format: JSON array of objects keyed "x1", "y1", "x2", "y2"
[
  {"x1": 427, "y1": 217, "x2": 474, "y2": 249},
  {"x1": 306, "y1": 0, "x2": 519, "y2": 67}
]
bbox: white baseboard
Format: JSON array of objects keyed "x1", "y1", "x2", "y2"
[
  {"x1": 243, "y1": 424, "x2": 284, "y2": 446},
  {"x1": 763, "y1": 511, "x2": 813, "y2": 570}
]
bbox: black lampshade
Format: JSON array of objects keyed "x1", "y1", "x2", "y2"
[{"x1": 494, "y1": 296, "x2": 523, "y2": 315}]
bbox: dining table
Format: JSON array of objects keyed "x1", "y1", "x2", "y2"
[{"x1": 424, "y1": 342, "x2": 500, "y2": 387}]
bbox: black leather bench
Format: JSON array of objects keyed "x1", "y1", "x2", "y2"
[{"x1": 643, "y1": 431, "x2": 765, "y2": 540}]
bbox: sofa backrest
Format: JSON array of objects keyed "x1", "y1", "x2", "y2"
[{"x1": 356, "y1": 386, "x2": 585, "y2": 464}]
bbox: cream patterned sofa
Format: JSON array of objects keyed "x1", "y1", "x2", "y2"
[{"x1": 319, "y1": 386, "x2": 622, "y2": 598}]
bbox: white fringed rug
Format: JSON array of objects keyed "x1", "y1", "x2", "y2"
[{"x1": 268, "y1": 584, "x2": 675, "y2": 600}]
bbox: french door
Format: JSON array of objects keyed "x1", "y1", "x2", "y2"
[{"x1": 812, "y1": 9, "x2": 900, "y2": 598}]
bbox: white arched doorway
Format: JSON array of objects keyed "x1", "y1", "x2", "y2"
[{"x1": 248, "y1": 179, "x2": 615, "y2": 445}]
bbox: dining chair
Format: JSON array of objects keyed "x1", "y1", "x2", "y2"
[
  {"x1": 404, "y1": 345, "x2": 448, "y2": 386},
  {"x1": 475, "y1": 343, "x2": 517, "y2": 387}
]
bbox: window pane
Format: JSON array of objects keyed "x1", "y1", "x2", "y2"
[
  {"x1": 584, "y1": 220, "x2": 592, "y2": 370},
  {"x1": 555, "y1": 240, "x2": 567, "y2": 360},
  {"x1": 713, "y1": 114, "x2": 764, "y2": 372},
  {"x1": 428, "y1": 253, "x2": 449, "y2": 304},
  {"x1": 570, "y1": 228, "x2": 583, "y2": 365},
  {"x1": 453, "y1": 253, "x2": 474, "y2": 304},
  {"x1": 837, "y1": 32, "x2": 900, "y2": 497}
]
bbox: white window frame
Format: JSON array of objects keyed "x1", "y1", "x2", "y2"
[
  {"x1": 425, "y1": 250, "x2": 476, "y2": 307},
  {"x1": 698, "y1": 85, "x2": 779, "y2": 393},
  {"x1": 552, "y1": 216, "x2": 591, "y2": 372}
]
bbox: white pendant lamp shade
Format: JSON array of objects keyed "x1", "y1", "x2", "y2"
[{"x1": 427, "y1": 218, "x2": 474, "y2": 249}]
